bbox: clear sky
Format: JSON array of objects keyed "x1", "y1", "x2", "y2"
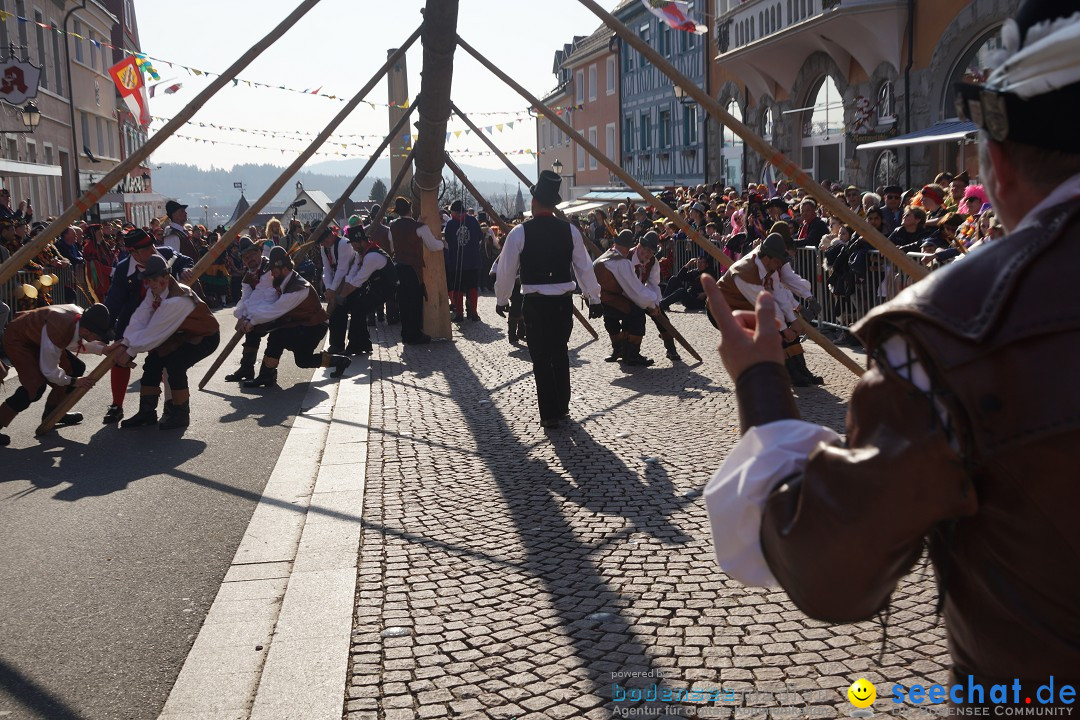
[{"x1": 137, "y1": 0, "x2": 622, "y2": 173}]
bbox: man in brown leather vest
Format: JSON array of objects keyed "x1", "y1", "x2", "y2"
[
  {"x1": 701, "y1": 0, "x2": 1080, "y2": 706},
  {"x1": 0, "y1": 303, "x2": 113, "y2": 445},
  {"x1": 387, "y1": 196, "x2": 446, "y2": 344},
  {"x1": 107, "y1": 254, "x2": 220, "y2": 430},
  {"x1": 240, "y1": 246, "x2": 350, "y2": 388}
]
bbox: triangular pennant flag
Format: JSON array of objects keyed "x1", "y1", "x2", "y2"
[{"x1": 496, "y1": 124, "x2": 504, "y2": 132}]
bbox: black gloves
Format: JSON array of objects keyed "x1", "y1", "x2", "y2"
[
  {"x1": 588, "y1": 303, "x2": 603, "y2": 319},
  {"x1": 495, "y1": 304, "x2": 508, "y2": 318}
]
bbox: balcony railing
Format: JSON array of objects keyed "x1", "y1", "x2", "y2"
[{"x1": 715, "y1": 0, "x2": 872, "y2": 55}]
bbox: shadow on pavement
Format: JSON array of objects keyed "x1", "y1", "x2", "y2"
[
  {"x1": 206, "y1": 383, "x2": 328, "y2": 427},
  {"x1": 0, "y1": 656, "x2": 87, "y2": 720},
  {"x1": 430, "y1": 342, "x2": 690, "y2": 709},
  {"x1": 1, "y1": 434, "x2": 208, "y2": 501}
]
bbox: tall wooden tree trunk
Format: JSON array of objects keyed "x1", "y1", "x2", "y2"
[{"x1": 414, "y1": 0, "x2": 459, "y2": 340}]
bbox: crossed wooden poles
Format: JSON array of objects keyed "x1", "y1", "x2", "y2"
[
  {"x1": 34, "y1": 17, "x2": 423, "y2": 434},
  {"x1": 21, "y1": 0, "x2": 934, "y2": 435}
]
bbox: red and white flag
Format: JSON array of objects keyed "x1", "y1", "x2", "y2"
[
  {"x1": 149, "y1": 80, "x2": 183, "y2": 97},
  {"x1": 109, "y1": 56, "x2": 151, "y2": 126},
  {"x1": 640, "y1": 0, "x2": 707, "y2": 34}
]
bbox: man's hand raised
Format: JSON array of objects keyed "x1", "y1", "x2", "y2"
[{"x1": 700, "y1": 274, "x2": 784, "y2": 380}]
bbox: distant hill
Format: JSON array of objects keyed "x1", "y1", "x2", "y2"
[{"x1": 152, "y1": 158, "x2": 536, "y2": 227}]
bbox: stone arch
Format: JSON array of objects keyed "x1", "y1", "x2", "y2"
[{"x1": 927, "y1": 0, "x2": 1020, "y2": 123}]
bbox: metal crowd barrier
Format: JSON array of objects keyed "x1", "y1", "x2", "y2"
[{"x1": 792, "y1": 246, "x2": 930, "y2": 332}]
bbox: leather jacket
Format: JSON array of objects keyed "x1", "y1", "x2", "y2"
[{"x1": 751, "y1": 196, "x2": 1080, "y2": 690}]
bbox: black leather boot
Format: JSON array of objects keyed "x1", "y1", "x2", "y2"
[
  {"x1": 243, "y1": 364, "x2": 278, "y2": 389},
  {"x1": 121, "y1": 393, "x2": 160, "y2": 428},
  {"x1": 224, "y1": 348, "x2": 258, "y2": 382},
  {"x1": 159, "y1": 401, "x2": 190, "y2": 430}
]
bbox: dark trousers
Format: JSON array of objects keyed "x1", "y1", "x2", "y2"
[
  {"x1": 522, "y1": 293, "x2": 574, "y2": 422},
  {"x1": 265, "y1": 324, "x2": 327, "y2": 368},
  {"x1": 141, "y1": 333, "x2": 220, "y2": 391},
  {"x1": 396, "y1": 264, "x2": 424, "y2": 342},
  {"x1": 328, "y1": 299, "x2": 357, "y2": 352},
  {"x1": 601, "y1": 303, "x2": 646, "y2": 337},
  {"x1": 345, "y1": 290, "x2": 381, "y2": 350}
]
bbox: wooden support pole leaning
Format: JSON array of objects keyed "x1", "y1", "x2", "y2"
[
  {"x1": 574, "y1": 0, "x2": 928, "y2": 284},
  {"x1": 37, "y1": 28, "x2": 421, "y2": 436},
  {"x1": 198, "y1": 330, "x2": 243, "y2": 391},
  {"x1": 2, "y1": 0, "x2": 324, "y2": 287},
  {"x1": 195, "y1": 97, "x2": 416, "y2": 392},
  {"x1": 457, "y1": 35, "x2": 864, "y2": 378},
  {"x1": 188, "y1": 28, "x2": 421, "y2": 280},
  {"x1": 303, "y1": 98, "x2": 419, "y2": 252},
  {"x1": 443, "y1": 152, "x2": 599, "y2": 341},
  {"x1": 450, "y1": 102, "x2": 533, "y2": 188}
]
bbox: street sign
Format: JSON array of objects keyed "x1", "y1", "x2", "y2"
[
  {"x1": 0, "y1": 57, "x2": 41, "y2": 105},
  {"x1": 233, "y1": 182, "x2": 244, "y2": 189}
]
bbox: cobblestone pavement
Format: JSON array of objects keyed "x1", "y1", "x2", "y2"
[{"x1": 345, "y1": 294, "x2": 950, "y2": 720}]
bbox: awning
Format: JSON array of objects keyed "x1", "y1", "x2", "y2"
[
  {"x1": 561, "y1": 200, "x2": 612, "y2": 216},
  {"x1": 0, "y1": 159, "x2": 62, "y2": 178},
  {"x1": 100, "y1": 192, "x2": 167, "y2": 205},
  {"x1": 856, "y1": 120, "x2": 977, "y2": 151},
  {"x1": 579, "y1": 190, "x2": 650, "y2": 203}
]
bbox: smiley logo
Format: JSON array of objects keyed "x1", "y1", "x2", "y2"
[{"x1": 848, "y1": 678, "x2": 877, "y2": 710}]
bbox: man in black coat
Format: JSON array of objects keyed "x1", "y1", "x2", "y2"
[{"x1": 101, "y1": 228, "x2": 193, "y2": 424}]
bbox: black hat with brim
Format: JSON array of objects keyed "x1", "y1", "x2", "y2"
[
  {"x1": 759, "y1": 233, "x2": 789, "y2": 260},
  {"x1": 81, "y1": 303, "x2": 114, "y2": 342},
  {"x1": 238, "y1": 237, "x2": 260, "y2": 255},
  {"x1": 530, "y1": 170, "x2": 562, "y2": 207},
  {"x1": 165, "y1": 200, "x2": 188, "y2": 218},
  {"x1": 140, "y1": 254, "x2": 171, "y2": 279},
  {"x1": 123, "y1": 228, "x2": 154, "y2": 250},
  {"x1": 268, "y1": 246, "x2": 291, "y2": 269},
  {"x1": 392, "y1": 196, "x2": 411, "y2": 215},
  {"x1": 613, "y1": 229, "x2": 635, "y2": 247},
  {"x1": 640, "y1": 231, "x2": 661, "y2": 251}
]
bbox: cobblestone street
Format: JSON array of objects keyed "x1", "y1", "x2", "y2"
[{"x1": 345, "y1": 295, "x2": 951, "y2": 720}]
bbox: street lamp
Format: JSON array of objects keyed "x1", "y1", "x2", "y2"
[
  {"x1": 20, "y1": 101, "x2": 40, "y2": 130},
  {"x1": 552, "y1": 159, "x2": 563, "y2": 176},
  {"x1": 673, "y1": 85, "x2": 695, "y2": 107}
]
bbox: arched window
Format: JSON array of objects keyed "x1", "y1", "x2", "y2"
[
  {"x1": 804, "y1": 76, "x2": 844, "y2": 139},
  {"x1": 787, "y1": 0, "x2": 792, "y2": 25},
  {"x1": 722, "y1": 99, "x2": 745, "y2": 189},
  {"x1": 759, "y1": 11, "x2": 764, "y2": 37},
  {"x1": 762, "y1": 105, "x2": 774, "y2": 142},
  {"x1": 877, "y1": 81, "x2": 894, "y2": 121},
  {"x1": 874, "y1": 150, "x2": 899, "y2": 188},
  {"x1": 944, "y1": 26, "x2": 1005, "y2": 116}
]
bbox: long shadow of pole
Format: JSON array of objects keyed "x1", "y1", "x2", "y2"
[{"x1": 411, "y1": 343, "x2": 696, "y2": 711}]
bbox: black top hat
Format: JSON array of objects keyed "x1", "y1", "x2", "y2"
[
  {"x1": 123, "y1": 228, "x2": 154, "y2": 250},
  {"x1": 393, "y1": 196, "x2": 412, "y2": 215},
  {"x1": 613, "y1": 229, "x2": 635, "y2": 247},
  {"x1": 268, "y1": 246, "x2": 291, "y2": 269},
  {"x1": 165, "y1": 200, "x2": 188, "y2": 218},
  {"x1": 238, "y1": 236, "x2": 260, "y2": 255},
  {"x1": 530, "y1": 170, "x2": 562, "y2": 207},
  {"x1": 81, "y1": 303, "x2": 114, "y2": 342}
]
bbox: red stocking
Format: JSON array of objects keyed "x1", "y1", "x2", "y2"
[
  {"x1": 466, "y1": 287, "x2": 478, "y2": 314},
  {"x1": 110, "y1": 365, "x2": 130, "y2": 406}
]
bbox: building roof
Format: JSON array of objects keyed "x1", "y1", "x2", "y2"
[
  {"x1": 228, "y1": 193, "x2": 250, "y2": 225},
  {"x1": 563, "y1": 24, "x2": 616, "y2": 67},
  {"x1": 300, "y1": 189, "x2": 334, "y2": 214}
]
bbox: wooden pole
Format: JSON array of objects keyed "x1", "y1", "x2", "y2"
[
  {"x1": 387, "y1": 48, "x2": 413, "y2": 213},
  {"x1": 456, "y1": 35, "x2": 863, "y2": 378},
  {"x1": 381, "y1": 148, "x2": 417, "y2": 223},
  {"x1": 198, "y1": 330, "x2": 243, "y2": 391},
  {"x1": 450, "y1": 102, "x2": 533, "y2": 189},
  {"x1": 188, "y1": 28, "x2": 421, "y2": 280},
  {"x1": 413, "y1": 0, "x2": 460, "y2": 341},
  {"x1": 1, "y1": 0, "x2": 325, "y2": 287},
  {"x1": 302, "y1": 99, "x2": 419, "y2": 255},
  {"x1": 573, "y1": 0, "x2": 928, "y2": 283},
  {"x1": 37, "y1": 28, "x2": 421, "y2": 436}
]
